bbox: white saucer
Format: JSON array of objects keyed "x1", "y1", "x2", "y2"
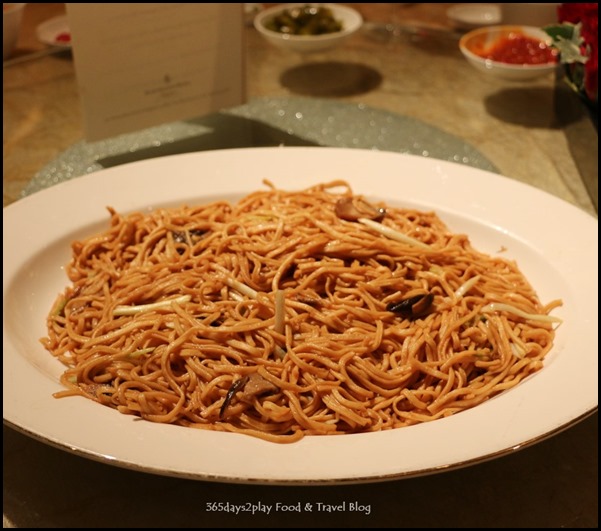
[
  {"x1": 36, "y1": 15, "x2": 71, "y2": 48},
  {"x1": 446, "y1": 4, "x2": 501, "y2": 30}
]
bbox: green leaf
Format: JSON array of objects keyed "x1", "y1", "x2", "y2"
[
  {"x1": 555, "y1": 36, "x2": 589, "y2": 64},
  {"x1": 544, "y1": 22, "x2": 588, "y2": 65},
  {"x1": 543, "y1": 24, "x2": 575, "y2": 41}
]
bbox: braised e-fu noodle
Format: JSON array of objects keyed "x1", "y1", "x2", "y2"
[{"x1": 42, "y1": 180, "x2": 562, "y2": 443}]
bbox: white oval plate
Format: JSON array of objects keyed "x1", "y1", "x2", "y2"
[
  {"x1": 36, "y1": 15, "x2": 71, "y2": 48},
  {"x1": 3, "y1": 147, "x2": 597, "y2": 484},
  {"x1": 447, "y1": 4, "x2": 501, "y2": 30}
]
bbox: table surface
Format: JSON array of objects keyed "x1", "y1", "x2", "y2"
[{"x1": 3, "y1": 3, "x2": 598, "y2": 528}]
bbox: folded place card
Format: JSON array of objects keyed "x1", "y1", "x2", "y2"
[{"x1": 66, "y1": 3, "x2": 245, "y2": 141}]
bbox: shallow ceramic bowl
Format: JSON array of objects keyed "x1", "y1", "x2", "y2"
[
  {"x1": 3, "y1": 3, "x2": 26, "y2": 60},
  {"x1": 253, "y1": 3, "x2": 363, "y2": 53},
  {"x1": 447, "y1": 4, "x2": 501, "y2": 30},
  {"x1": 459, "y1": 25, "x2": 559, "y2": 81}
]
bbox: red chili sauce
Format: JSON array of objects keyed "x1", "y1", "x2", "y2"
[
  {"x1": 479, "y1": 33, "x2": 558, "y2": 65},
  {"x1": 55, "y1": 32, "x2": 71, "y2": 44}
]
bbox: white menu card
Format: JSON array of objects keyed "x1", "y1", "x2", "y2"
[{"x1": 66, "y1": 3, "x2": 245, "y2": 141}]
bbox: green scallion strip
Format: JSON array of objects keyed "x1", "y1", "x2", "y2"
[
  {"x1": 213, "y1": 264, "x2": 258, "y2": 299},
  {"x1": 127, "y1": 347, "x2": 155, "y2": 359},
  {"x1": 274, "y1": 346, "x2": 286, "y2": 360},
  {"x1": 510, "y1": 342, "x2": 526, "y2": 359},
  {"x1": 113, "y1": 295, "x2": 191, "y2": 316},
  {"x1": 481, "y1": 302, "x2": 562, "y2": 324},
  {"x1": 53, "y1": 297, "x2": 68, "y2": 317},
  {"x1": 454, "y1": 275, "x2": 481, "y2": 298},
  {"x1": 222, "y1": 276, "x2": 258, "y2": 299},
  {"x1": 273, "y1": 290, "x2": 286, "y2": 360},
  {"x1": 358, "y1": 218, "x2": 430, "y2": 249},
  {"x1": 274, "y1": 290, "x2": 285, "y2": 335}
]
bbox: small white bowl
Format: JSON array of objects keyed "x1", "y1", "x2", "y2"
[
  {"x1": 253, "y1": 3, "x2": 363, "y2": 54},
  {"x1": 447, "y1": 4, "x2": 501, "y2": 30},
  {"x1": 459, "y1": 25, "x2": 559, "y2": 81},
  {"x1": 3, "y1": 3, "x2": 26, "y2": 60}
]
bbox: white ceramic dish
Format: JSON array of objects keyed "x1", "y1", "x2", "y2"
[
  {"x1": 3, "y1": 147, "x2": 597, "y2": 485},
  {"x1": 446, "y1": 4, "x2": 501, "y2": 30},
  {"x1": 36, "y1": 14, "x2": 71, "y2": 48},
  {"x1": 459, "y1": 25, "x2": 558, "y2": 81},
  {"x1": 253, "y1": 3, "x2": 362, "y2": 53}
]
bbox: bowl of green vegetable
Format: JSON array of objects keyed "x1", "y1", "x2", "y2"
[{"x1": 254, "y1": 3, "x2": 363, "y2": 53}]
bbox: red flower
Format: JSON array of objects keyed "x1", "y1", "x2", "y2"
[{"x1": 558, "y1": 3, "x2": 598, "y2": 102}]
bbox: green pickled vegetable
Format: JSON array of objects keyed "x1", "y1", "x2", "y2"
[{"x1": 264, "y1": 5, "x2": 343, "y2": 36}]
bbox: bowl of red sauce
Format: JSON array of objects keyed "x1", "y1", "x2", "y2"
[{"x1": 459, "y1": 25, "x2": 559, "y2": 81}]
